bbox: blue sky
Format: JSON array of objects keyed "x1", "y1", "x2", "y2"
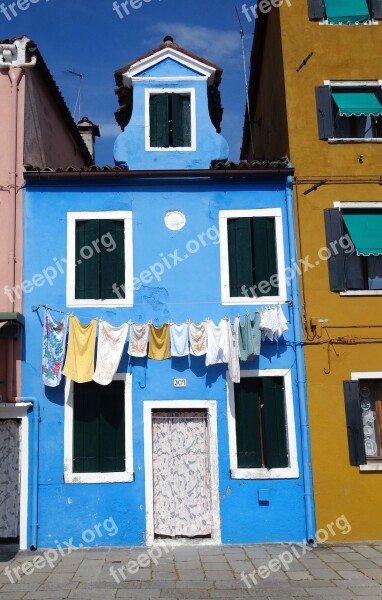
[{"x1": 1, "y1": 0, "x2": 255, "y2": 165}]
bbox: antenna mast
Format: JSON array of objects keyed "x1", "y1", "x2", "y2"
[
  {"x1": 235, "y1": 6, "x2": 255, "y2": 158},
  {"x1": 66, "y1": 69, "x2": 83, "y2": 122}
]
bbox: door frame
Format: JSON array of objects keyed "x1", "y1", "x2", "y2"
[
  {"x1": 0, "y1": 402, "x2": 31, "y2": 550},
  {"x1": 143, "y1": 400, "x2": 221, "y2": 546}
]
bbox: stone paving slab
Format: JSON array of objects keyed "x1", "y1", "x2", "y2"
[{"x1": 1, "y1": 542, "x2": 382, "y2": 599}]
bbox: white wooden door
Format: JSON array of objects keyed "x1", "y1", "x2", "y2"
[
  {"x1": 152, "y1": 410, "x2": 212, "y2": 539},
  {"x1": 0, "y1": 420, "x2": 20, "y2": 540}
]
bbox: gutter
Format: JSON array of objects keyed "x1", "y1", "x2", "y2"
[
  {"x1": 285, "y1": 175, "x2": 316, "y2": 544},
  {"x1": 24, "y1": 167, "x2": 295, "y2": 183},
  {"x1": 0, "y1": 50, "x2": 36, "y2": 401}
]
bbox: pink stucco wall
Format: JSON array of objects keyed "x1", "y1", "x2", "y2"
[{"x1": 0, "y1": 62, "x2": 90, "y2": 400}]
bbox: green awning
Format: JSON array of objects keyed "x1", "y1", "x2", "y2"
[
  {"x1": 343, "y1": 213, "x2": 382, "y2": 257},
  {"x1": 324, "y1": 0, "x2": 370, "y2": 23},
  {"x1": 332, "y1": 91, "x2": 382, "y2": 117}
]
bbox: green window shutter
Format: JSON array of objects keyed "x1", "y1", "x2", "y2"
[
  {"x1": 99, "y1": 220, "x2": 125, "y2": 300},
  {"x1": 150, "y1": 94, "x2": 170, "y2": 148},
  {"x1": 234, "y1": 378, "x2": 262, "y2": 468},
  {"x1": 227, "y1": 218, "x2": 254, "y2": 297},
  {"x1": 172, "y1": 94, "x2": 191, "y2": 147},
  {"x1": 73, "y1": 381, "x2": 125, "y2": 474},
  {"x1": 73, "y1": 382, "x2": 101, "y2": 473},
  {"x1": 99, "y1": 381, "x2": 125, "y2": 473},
  {"x1": 261, "y1": 377, "x2": 289, "y2": 469},
  {"x1": 75, "y1": 220, "x2": 100, "y2": 300},
  {"x1": 252, "y1": 217, "x2": 278, "y2": 297}
]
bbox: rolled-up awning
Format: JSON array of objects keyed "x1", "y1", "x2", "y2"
[
  {"x1": 332, "y1": 91, "x2": 382, "y2": 117},
  {"x1": 343, "y1": 212, "x2": 382, "y2": 256},
  {"x1": 324, "y1": 0, "x2": 370, "y2": 23}
]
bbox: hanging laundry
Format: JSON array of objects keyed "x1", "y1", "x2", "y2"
[
  {"x1": 189, "y1": 322, "x2": 207, "y2": 356},
  {"x1": 205, "y1": 320, "x2": 230, "y2": 367},
  {"x1": 42, "y1": 308, "x2": 69, "y2": 387},
  {"x1": 62, "y1": 316, "x2": 97, "y2": 384},
  {"x1": 260, "y1": 307, "x2": 278, "y2": 342},
  {"x1": 228, "y1": 317, "x2": 240, "y2": 383},
  {"x1": 170, "y1": 323, "x2": 190, "y2": 358},
  {"x1": 148, "y1": 324, "x2": 171, "y2": 361},
  {"x1": 276, "y1": 306, "x2": 289, "y2": 341},
  {"x1": 238, "y1": 313, "x2": 261, "y2": 361},
  {"x1": 128, "y1": 323, "x2": 150, "y2": 358},
  {"x1": 93, "y1": 321, "x2": 129, "y2": 386}
]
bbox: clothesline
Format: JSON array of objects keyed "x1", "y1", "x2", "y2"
[
  {"x1": 33, "y1": 303, "x2": 290, "y2": 327},
  {"x1": 41, "y1": 305, "x2": 289, "y2": 388}
]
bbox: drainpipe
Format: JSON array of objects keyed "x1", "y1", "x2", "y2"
[
  {"x1": 0, "y1": 52, "x2": 36, "y2": 401},
  {"x1": 285, "y1": 175, "x2": 316, "y2": 544},
  {"x1": 16, "y1": 397, "x2": 39, "y2": 550}
]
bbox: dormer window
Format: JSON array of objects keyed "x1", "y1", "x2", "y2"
[{"x1": 145, "y1": 88, "x2": 196, "y2": 151}]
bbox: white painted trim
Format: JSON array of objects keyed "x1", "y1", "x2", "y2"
[
  {"x1": 66, "y1": 211, "x2": 133, "y2": 307},
  {"x1": 226, "y1": 370, "x2": 299, "y2": 480},
  {"x1": 144, "y1": 88, "x2": 197, "y2": 152},
  {"x1": 219, "y1": 209, "x2": 287, "y2": 305},
  {"x1": 123, "y1": 47, "x2": 216, "y2": 86},
  {"x1": 329, "y1": 138, "x2": 382, "y2": 144},
  {"x1": 351, "y1": 372, "x2": 382, "y2": 470},
  {"x1": 333, "y1": 202, "x2": 382, "y2": 209},
  {"x1": 64, "y1": 374, "x2": 133, "y2": 484},
  {"x1": 143, "y1": 400, "x2": 221, "y2": 546},
  {"x1": 0, "y1": 403, "x2": 31, "y2": 550},
  {"x1": 133, "y1": 76, "x2": 208, "y2": 83},
  {"x1": 340, "y1": 291, "x2": 382, "y2": 296},
  {"x1": 319, "y1": 20, "x2": 377, "y2": 26},
  {"x1": 324, "y1": 80, "x2": 381, "y2": 87}
]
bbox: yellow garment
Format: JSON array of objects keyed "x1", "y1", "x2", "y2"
[
  {"x1": 148, "y1": 324, "x2": 171, "y2": 360},
  {"x1": 62, "y1": 316, "x2": 97, "y2": 383}
]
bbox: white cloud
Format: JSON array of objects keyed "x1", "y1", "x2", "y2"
[
  {"x1": 146, "y1": 22, "x2": 241, "y2": 65},
  {"x1": 99, "y1": 123, "x2": 121, "y2": 139}
]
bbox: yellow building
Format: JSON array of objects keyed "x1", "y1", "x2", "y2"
[{"x1": 242, "y1": 0, "x2": 382, "y2": 541}]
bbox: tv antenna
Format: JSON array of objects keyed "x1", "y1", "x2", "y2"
[
  {"x1": 235, "y1": 6, "x2": 255, "y2": 157},
  {"x1": 66, "y1": 69, "x2": 83, "y2": 122}
]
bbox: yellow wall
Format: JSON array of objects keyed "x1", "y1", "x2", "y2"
[{"x1": 248, "y1": 2, "x2": 382, "y2": 540}]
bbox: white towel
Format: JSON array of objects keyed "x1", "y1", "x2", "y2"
[
  {"x1": 170, "y1": 323, "x2": 190, "y2": 357},
  {"x1": 93, "y1": 321, "x2": 129, "y2": 386},
  {"x1": 189, "y1": 322, "x2": 207, "y2": 356},
  {"x1": 128, "y1": 323, "x2": 150, "y2": 357},
  {"x1": 205, "y1": 320, "x2": 230, "y2": 366}
]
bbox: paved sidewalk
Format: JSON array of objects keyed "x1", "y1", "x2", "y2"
[{"x1": 1, "y1": 542, "x2": 382, "y2": 599}]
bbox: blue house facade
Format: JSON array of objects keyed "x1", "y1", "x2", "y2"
[{"x1": 21, "y1": 38, "x2": 315, "y2": 549}]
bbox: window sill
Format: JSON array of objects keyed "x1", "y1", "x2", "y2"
[
  {"x1": 146, "y1": 146, "x2": 196, "y2": 152},
  {"x1": 329, "y1": 138, "x2": 382, "y2": 144},
  {"x1": 222, "y1": 296, "x2": 287, "y2": 306},
  {"x1": 67, "y1": 298, "x2": 133, "y2": 308},
  {"x1": 230, "y1": 467, "x2": 299, "y2": 480},
  {"x1": 319, "y1": 20, "x2": 377, "y2": 26},
  {"x1": 360, "y1": 464, "x2": 382, "y2": 472},
  {"x1": 64, "y1": 472, "x2": 134, "y2": 484},
  {"x1": 340, "y1": 290, "x2": 382, "y2": 296}
]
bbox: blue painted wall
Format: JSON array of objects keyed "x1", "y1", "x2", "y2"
[{"x1": 22, "y1": 178, "x2": 307, "y2": 548}]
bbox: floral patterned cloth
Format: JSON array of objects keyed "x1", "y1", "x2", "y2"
[
  {"x1": 93, "y1": 321, "x2": 129, "y2": 386},
  {"x1": 42, "y1": 309, "x2": 69, "y2": 387}
]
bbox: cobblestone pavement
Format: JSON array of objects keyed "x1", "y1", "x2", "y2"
[{"x1": 1, "y1": 542, "x2": 382, "y2": 599}]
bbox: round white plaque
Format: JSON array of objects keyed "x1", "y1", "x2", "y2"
[{"x1": 165, "y1": 210, "x2": 186, "y2": 231}]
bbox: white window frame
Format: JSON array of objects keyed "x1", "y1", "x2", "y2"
[
  {"x1": 332, "y1": 202, "x2": 382, "y2": 296},
  {"x1": 351, "y1": 372, "x2": 382, "y2": 472},
  {"x1": 143, "y1": 400, "x2": 221, "y2": 546},
  {"x1": 67, "y1": 211, "x2": 133, "y2": 307},
  {"x1": 0, "y1": 403, "x2": 31, "y2": 550},
  {"x1": 227, "y1": 369, "x2": 299, "y2": 480},
  {"x1": 64, "y1": 373, "x2": 133, "y2": 484},
  {"x1": 145, "y1": 87, "x2": 197, "y2": 152},
  {"x1": 325, "y1": 80, "x2": 382, "y2": 143},
  {"x1": 219, "y1": 208, "x2": 287, "y2": 305}
]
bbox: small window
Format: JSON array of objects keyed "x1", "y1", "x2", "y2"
[
  {"x1": 149, "y1": 93, "x2": 191, "y2": 148},
  {"x1": 220, "y1": 210, "x2": 286, "y2": 304},
  {"x1": 67, "y1": 211, "x2": 133, "y2": 307},
  {"x1": 234, "y1": 377, "x2": 288, "y2": 470},
  {"x1": 344, "y1": 378, "x2": 382, "y2": 467},
  {"x1": 73, "y1": 381, "x2": 125, "y2": 474},
  {"x1": 75, "y1": 219, "x2": 125, "y2": 301},
  {"x1": 324, "y1": 208, "x2": 382, "y2": 293},
  {"x1": 316, "y1": 85, "x2": 382, "y2": 141},
  {"x1": 308, "y1": 0, "x2": 380, "y2": 23}
]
